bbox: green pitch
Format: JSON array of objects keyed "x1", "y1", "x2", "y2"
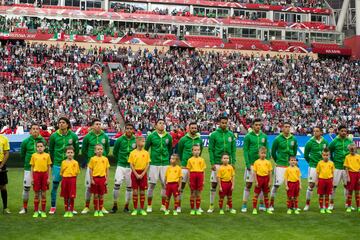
[{"x1": 1, "y1": 149, "x2": 359, "y2": 240}]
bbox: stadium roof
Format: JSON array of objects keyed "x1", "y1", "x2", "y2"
[{"x1": 327, "y1": 0, "x2": 356, "y2": 9}]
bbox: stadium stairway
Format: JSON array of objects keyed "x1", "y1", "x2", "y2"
[{"x1": 102, "y1": 65, "x2": 125, "y2": 128}]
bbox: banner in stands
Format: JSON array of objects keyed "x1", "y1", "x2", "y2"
[{"x1": 5, "y1": 133, "x2": 359, "y2": 179}]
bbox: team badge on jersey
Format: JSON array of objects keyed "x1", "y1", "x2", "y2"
[
  {"x1": 165, "y1": 139, "x2": 169, "y2": 144},
  {"x1": 68, "y1": 139, "x2": 73, "y2": 144},
  {"x1": 102, "y1": 139, "x2": 106, "y2": 144},
  {"x1": 228, "y1": 137, "x2": 232, "y2": 142},
  {"x1": 131, "y1": 143, "x2": 136, "y2": 149},
  {"x1": 261, "y1": 138, "x2": 265, "y2": 143},
  {"x1": 291, "y1": 141, "x2": 294, "y2": 146}
]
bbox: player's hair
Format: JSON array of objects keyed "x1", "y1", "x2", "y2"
[
  {"x1": 348, "y1": 143, "x2": 356, "y2": 150},
  {"x1": 156, "y1": 119, "x2": 165, "y2": 124},
  {"x1": 192, "y1": 145, "x2": 201, "y2": 150},
  {"x1": 30, "y1": 122, "x2": 39, "y2": 129},
  {"x1": 36, "y1": 141, "x2": 45, "y2": 146},
  {"x1": 221, "y1": 152, "x2": 230, "y2": 158},
  {"x1": 58, "y1": 117, "x2": 71, "y2": 129},
  {"x1": 289, "y1": 155, "x2": 297, "y2": 161},
  {"x1": 282, "y1": 121, "x2": 291, "y2": 126},
  {"x1": 252, "y1": 118, "x2": 262, "y2": 125},
  {"x1": 171, "y1": 154, "x2": 180, "y2": 164},
  {"x1": 322, "y1": 147, "x2": 330, "y2": 153},
  {"x1": 313, "y1": 126, "x2": 322, "y2": 131},
  {"x1": 219, "y1": 116, "x2": 228, "y2": 122},
  {"x1": 95, "y1": 144, "x2": 104, "y2": 149},
  {"x1": 136, "y1": 136, "x2": 145, "y2": 141},
  {"x1": 91, "y1": 118, "x2": 101, "y2": 126},
  {"x1": 337, "y1": 125, "x2": 347, "y2": 131},
  {"x1": 259, "y1": 146, "x2": 267, "y2": 153},
  {"x1": 125, "y1": 122, "x2": 134, "y2": 129},
  {"x1": 66, "y1": 146, "x2": 75, "y2": 152},
  {"x1": 189, "y1": 122, "x2": 198, "y2": 127}
]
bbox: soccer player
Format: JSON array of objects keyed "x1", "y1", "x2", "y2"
[
  {"x1": 303, "y1": 127, "x2": 328, "y2": 211},
  {"x1": 186, "y1": 145, "x2": 206, "y2": 215},
  {"x1": 164, "y1": 154, "x2": 182, "y2": 215},
  {"x1": 284, "y1": 156, "x2": 301, "y2": 215},
  {"x1": 252, "y1": 147, "x2": 273, "y2": 215},
  {"x1": 270, "y1": 122, "x2": 298, "y2": 211},
  {"x1": 128, "y1": 136, "x2": 150, "y2": 216},
  {"x1": 343, "y1": 144, "x2": 360, "y2": 212},
  {"x1": 241, "y1": 118, "x2": 269, "y2": 213},
  {"x1": 217, "y1": 153, "x2": 236, "y2": 215},
  {"x1": 19, "y1": 123, "x2": 46, "y2": 214},
  {"x1": 145, "y1": 119, "x2": 172, "y2": 213},
  {"x1": 89, "y1": 144, "x2": 110, "y2": 217},
  {"x1": 177, "y1": 122, "x2": 203, "y2": 212},
  {"x1": 60, "y1": 146, "x2": 80, "y2": 218},
  {"x1": 81, "y1": 119, "x2": 110, "y2": 214},
  {"x1": 0, "y1": 134, "x2": 10, "y2": 214},
  {"x1": 328, "y1": 125, "x2": 353, "y2": 210},
  {"x1": 208, "y1": 116, "x2": 236, "y2": 213},
  {"x1": 110, "y1": 123, "x2": 136, "y2": 214},
  {"x1": 30, "y1": 142, "x2": 52, "y2": 218},
  {"x1": 49, "y1": 117, "x2": 79, "y2": 214},
  {"x1": 316, "y1": 148, "x2": 334, "y2": 214}
]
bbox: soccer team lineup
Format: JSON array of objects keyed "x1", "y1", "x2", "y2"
[{"x1": 0, "y1": 116, "x2": 359, "y2": 218}]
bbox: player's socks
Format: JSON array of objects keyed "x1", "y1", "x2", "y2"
[
  {"x1": 319, "y1": 197, "x2": 324, "y2": 209},
  {"x1": 346, "y1": 192, "x2": 352, "y2": 207},
  {"x1": 147, "y1": 187, "x2": 154, "y2": 206},
  {"x1": 227, "y1": 197, "x2": 233, "y2": 209},
  {"x1": 210, "y1": 188, "x2": 216, "y2": 206},
  {"x1": 161, "y1": 188, "x2": 166, "y2": 206},
  {"x1": 140, "y1": 193, "x2": 145, "y2": 209},
  {"x1": 196, "y1": 197, "x2": 201, "y2": 210},
  {"x1": 99, "y1": 199, "x2": 104, "y2": 210},
  {"x1": 113, "y1": 185, "x2": 120, "y2": 202},
  {"x1": 51, "y1": 182, "x2": 59, "y2": 207},
  {"x1": 174, "y1": 199, "x2": 179, "y2": 209},
  {"x1": 93, "y1": 199, "x2": 99, "y2": 211},
  {"x1": 133, "y1": 194, "x2": 138, "y2": 209},
  {"x1": 287, "y1": 198, "x2": 291, "y2": 209},
  {"x1": 264, "y1": 194, "x2": 270, "y2": 209},
  {"x1": 41, "y1": 199, "x2": 46, "y2": 212},
  {"x1": 294, "y1": 198, "x2": 299, "y2": 209},
  {"x1": 356, "y1": 194, "x2": 360, "y2": 208},
  {"x1": 64, "y1": 198, "x2": 69, "y2": 211},
  {"x1": 242, "y1": 188, "x2": 250, "y2": 203},
  {"x1": 190, "y1": 196, "x2": 195, "y2": 209},
  {"x1": 325, "y1": 195, "x2": 330, "y2": 209},
  {"x1": 1, "y1": 189, "x2": 8, "y2": 209},
  {"x1": 252, "y1": 195, "x2": 258, "y2": 209},
  {"x1": 306, "y1": 187, "x2": 313, "y2": 204},
  {"x1": 219, "y1": 197, "x2": 224, "y2": 209},
  {"x1": 125, "y1": 188, "x2": 132, "y2": 207},
  {"x1": 34, "y1": 198, "x2": 39, "y2": 212},
  {"x1": 22, "y1": 188, "x2": 30, "y2": 210}
]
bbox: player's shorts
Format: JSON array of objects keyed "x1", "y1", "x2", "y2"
[
  {"x1": 318, "y1": 178, "x2": 333, "y2": 195},
  {"x1": 148, "y1": 165, "x2": 168, "y2": 185},
  {"x1": 333, "y1": 169, "x2": 347, "y2": 187},
  {"x1": 273, "y1": 166, "x2": 287, "y2": 186},
  {"x1": 114, "y1": 166, "x2": 132, "y2": 187},
  {"x1": 91, "y1": 177, "x2": 107, "y2": 195},
  {"x1": 210, "y1": 164, "x2": 221, "y2": 183},
  {"x1": 244, "y1": 167, "x2": 255, "y2": 183},
  {"x1": 23, "y1": 170, "x2": 32, "y2": 188},
  {"x1": 85, "y1": 167, "x2": 91, "y2": 188},
  {"x1": 166, "y1": 182, "x2": 180, "y2": 198},
  {"x1": 347, "y1": 171, "x2": 360, "y2": 191},
  {"x1": 0, "y1": 165, "x2": 8, "y2": 185},
  {"x1": 61, "y1": 177, "x2": 77, "y2": 198},
  {"x1": 33, "y1": 172, "x2": 49, "y2": 192},
  {"x1": 52, "y1": 165, "x2": 62, "y2": 183},
  {"x1": 287, "y1": 181, "x2": 300, "y2": 198},
  {"x1": 254, "y1": 175, "x2": 270, "y2": 194},
  {"x1": 307, "y1": 167, "x2": 318, "y2": 183},
  {"x1": 190, "y1": 172, "x2": 204, "y2": 191},
  {"x1": 219, "y1": 181, "x2": 233, "y2": 198},
  {"x1": 181, "y1": 168, "x2": 189, "y2": 183},
  {"x1": 131, "y1": 170, "x2": 148, "y2": 190}
]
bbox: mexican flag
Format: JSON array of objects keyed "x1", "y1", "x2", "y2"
[
  {"x1": 0, "y1": 31, "x2": 9, "y2": 39},
  {"x1": 97, "y1": 34, "x2": 104, "y2": 41},
  {"x1": 53, "y1": 31, "x2": 64, "y2": 40}
]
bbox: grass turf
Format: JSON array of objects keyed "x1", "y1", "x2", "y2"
[{"x1": 0, "y1": 148, "x2": 359, "y2": 240}]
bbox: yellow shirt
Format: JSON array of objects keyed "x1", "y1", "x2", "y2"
[
  {"x1": 0, "y1": 135, "x2": 10, "y2": 162},
  {"x1": 30, "y1": 152, "x2": 52, "y2": 172},
  {"x1": 128, "y1": 149, "x2": 150, "y2": 170},
  {"x1": 88, "y1": 156, "x2": 110, "y2": 177},
  {"x1": 284, "y1": 166, "x2": 301, "y2": 182},
  {"x1": 217, "y1": 165, "x2": 235, "y2": 182},
  {"x1": 253, "y1": 159, "x2": 273, "y2": 176},
  {"x1": 316, "y1": 160, "x2": 334, "y2": 179},
  {"x1": 186, "y1": 156, "x2": 206, "y2": 172},
  {"x1": 165, "y1": 165, "x2": 182, "y2": 183},
  {"x1": 344, "y1": 154, "x2": 360, "y2": 172},
  {"x1": 60, "y1": 159, "x2": 80, "y2": 177}
]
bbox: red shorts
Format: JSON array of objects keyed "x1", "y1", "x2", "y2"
[
  {"x1": 131, "y1": 170, "x2": 148, "y2": 190},
  {"x1": 347, "y1": 171, "x2": 360, "y2": 191},
  {"x1": 189, "y1": 172, "x2": 204, "y2": 191},
  {"x1": 219, "y1": 181, "x2": 233, "y2": 198},
  {"x1": 318, "y1": 178, "x2": 333, "y2": 195},
  {"x1": 254, "y1": 175, "x2": 270, "y2": 194},
  {"x1": 90, "y1": 177, "x2": 107, "y2": 195},
  {"x1": 166, "y1": 182, "x2": 179, "y2": 198},
  {"x1": 33, "y1": 172, "x2": 49, "y2": 192},
  {"x1": 287, "y1": 181, "x2": 300, "y2": 198},
  {"x1": 61, "y1": 177, "x2": 77, "y2": 198}
]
